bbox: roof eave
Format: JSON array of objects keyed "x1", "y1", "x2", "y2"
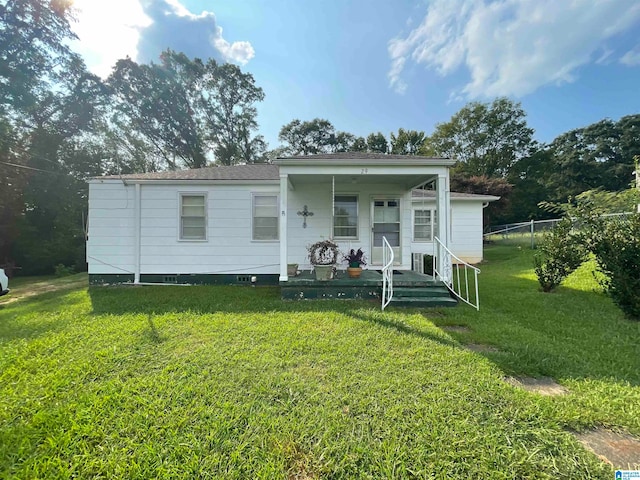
[
  {"x1": 274, "y1": 157, "x2": 455, "y2": 167},
  {"x1": 89, "y1": 178, "x2": 280, "y2": 185}
]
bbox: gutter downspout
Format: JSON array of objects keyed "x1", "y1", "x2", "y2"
[{"x1": 134, "y1": 183, "x2": 141, "y2": 284}]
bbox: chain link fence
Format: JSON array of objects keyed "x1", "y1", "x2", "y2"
[
  {"x1": 483, "y1": 219, "x2": 561, "y2": 249},
  {"x1": 484, "y1": 213, "x2": 634, "y2": 249}
]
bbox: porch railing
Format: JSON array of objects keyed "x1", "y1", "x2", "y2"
[
  {"x1": 433, "y1": 236, "x2": 481, "y2": 311},
  {"x1": 381, "y1": 236, "x2": 394, "y2": 310}
]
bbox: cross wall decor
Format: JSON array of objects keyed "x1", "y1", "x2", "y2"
[{"x1": 297, "y1": 205, "x2": 314, "y2": 228}]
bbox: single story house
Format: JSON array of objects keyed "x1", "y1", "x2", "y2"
[{"x1": 87, "y1": 153, "x2": 498, "y2": 286}]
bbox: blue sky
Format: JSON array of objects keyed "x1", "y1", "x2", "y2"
[{"x1": 72, "y1": 0, "x2": 640, "y2": 149}]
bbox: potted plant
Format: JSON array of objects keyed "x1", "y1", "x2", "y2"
[
  {"x1": 308, "y1": 239, "x2": 339, "y2": 281},
  {"x1": 287, "y1": 263, "x2": 298, "y2": 277},
  {"x1": 343, "y1": 248, "x2": 367, "y2": 278}
]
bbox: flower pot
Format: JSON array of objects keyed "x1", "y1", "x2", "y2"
[
  {"x1": 287, "y1": 263, "x2": 298, "y2": 277},
  {"x1": 347, "y1": 267, "x2": 362, "y2": 278},
  {"x1": 314, "y1": 265, "x2": 334, "y2": 281}
]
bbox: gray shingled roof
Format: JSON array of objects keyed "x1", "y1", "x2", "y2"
[
  {"x1": 412, "y1": 190, "x2": 500, "y2": 200},
  {"x1": 94, "y1": 152, "x2": 453, "y2": 181},
  {"x1": 278, "y1": 152, "x2": 449, "y2": 161},
  {"x1": 98, "y1": 164, "x2": 280, "y2": 181}
]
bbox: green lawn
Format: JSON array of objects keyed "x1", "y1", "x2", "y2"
[{"x1": 0, "y1": 247, "x2": 638, "y2": 478}]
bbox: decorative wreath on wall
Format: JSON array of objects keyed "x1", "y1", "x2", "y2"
[{"x1": 307, "y1": 239, "x2": 339, "y2": 265}]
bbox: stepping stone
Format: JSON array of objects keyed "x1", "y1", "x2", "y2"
[
  {"x1": 441, "y1": 325, "x2": 471, "y2": 333},
  {"x1": 576, "y1": 428, "x2": 640, "y2": 470},
  {"x1": 505, "y1": 376, "x2": 569, "y2": 396},
  {"x1": 465, "y1": 343, "x2": 500, "y2": 353}
]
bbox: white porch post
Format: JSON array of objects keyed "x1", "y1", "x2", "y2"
[
  {"x1": 279, "y1": 173, "x2": 289, "y2": 282},
  {"x1": 436, "y1": 172, "x2": 451, "y2": 282}
]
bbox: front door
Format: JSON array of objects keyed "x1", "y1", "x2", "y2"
[{"x1": 371, "y1": 198, "x2": 401, "y2": 265}]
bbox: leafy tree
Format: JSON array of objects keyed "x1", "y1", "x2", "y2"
[
  {"x1": 278, "y1": 118, "x2": 336, "y2": 155},
  {"x1": 202, "y1": 61, "x2": 265, "y2": 165},
  {"x1": 0, "y1": 0, "x2": 108, "y2": 273},
  {"x1": 277, "y1": 118, "x2": 358, "y2": 155},
  {"x1": 0, "y1": 0, "x2": 80, "y2": 114},
  {"x1": 546, "y1": 115, "x2": 639, "y2": 200},
  {"x1": 366, "y1": 132, "x2": 388, "y2": 153},
  {"x1": 351, "y1": 136, "x2": 367, "y2": 152},
  {"x1": 108, "y1": 53, "x2": 207, "y2": 170},
  {"x1": 331, "y1": 131, "x2": 355, "y2": 152},
  {"x1": 423, "y1": 98, "x2": 535, "y2": 178},
  {"x1": 108, "y1": 51, "x2": 266, "y2": 168},
  {"x1": 450, "y1": 174, "x2": 513, "y2": 226},
  {"x1": 504, "y1": 149, "x2": 556, "y2": 222},
  {"x1": 390, "y1": 128, "x2": 426, "y2": 155}
]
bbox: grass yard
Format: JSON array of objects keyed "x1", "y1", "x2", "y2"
[{"x1": 1, "y1": 247, "x2": 638, "y2": 478}]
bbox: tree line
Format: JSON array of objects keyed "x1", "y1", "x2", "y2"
[{"x1": 1, "y1": 0, "x2": 638, "y2": 275}]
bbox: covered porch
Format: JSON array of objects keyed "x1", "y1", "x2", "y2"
[{"x1": 274, "y1": 153, "x2": 455, "y2": 282}]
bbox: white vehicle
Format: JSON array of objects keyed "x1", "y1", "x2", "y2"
[{"x1": 0, "y1": 268, "x2": 8, "y2": 297}]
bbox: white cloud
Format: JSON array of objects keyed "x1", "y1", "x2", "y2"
[
  {"x1": 70, "y1": 0, "x2": 254, "y2": 77},
  {"x1": 388, "y1": 0, "x2": 640, "y2": 97},
  {"x1": 213, "y1": 27, "x2": 255, "y2": 66},
  {"x1": 137, "y1": 0, "x2": 255, "y2": 65},
  {"x1": 620, "y1": 45, "x2": 640, "y2": 66}
]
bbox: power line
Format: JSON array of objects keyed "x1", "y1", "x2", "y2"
[{"x1": 0, "y1": 160, "x2": 65, "y2": 175}]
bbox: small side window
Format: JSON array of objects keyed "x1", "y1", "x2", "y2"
[
  {"x1": 180, "y1": 194, "x2": 206, "y2": 240},
  {"x1": 414, "y1": 209, "x2": 432, "y2": 241}
]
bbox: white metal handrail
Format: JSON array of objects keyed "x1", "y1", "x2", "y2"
[
  {"x1": 433, "y1": 236, "x2": 481, "y2": 311},
  {"x1": 381, "y1": 236, "x2": 394, "y2": 310}
]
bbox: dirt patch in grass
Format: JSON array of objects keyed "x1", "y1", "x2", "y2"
[
  {"x1": 465, "y1": 343, "x2": 500, "y2": 353},
  {"x1": 505, "y1": 376, "x2": 569, "y2": 396},
  {"x1": 441, "y1": 325, "x2": 471, "y2": 333},
  {"x1": 282, "y1": 442, "x2": 319, "y2": 480},
  {"x1": 575, "y1": 428, "x2": 640, "y2": 470},
  {"x1": 0, "y1": 274, "x2": 87, "y2": 305}
]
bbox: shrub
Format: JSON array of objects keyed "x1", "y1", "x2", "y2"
[
  {"x1": 534, "y1": 217, "x2": 587, "y2": 292},
  {"x1": 587, "y1": 214, "x2": 640, "y2": 320},
  {"x1": 54, "y1": 264, "x2": 75, "y2": 277}
]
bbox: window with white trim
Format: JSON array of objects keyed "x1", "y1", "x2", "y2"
[
  {"x1": 414, "y1": 209, "x2": 437, "y2": 241},
  {"x1": 180, "y1": 194, "x2": 206, "y2": 240},
  {"x1": 253, "y1": 195, "x2": 278, "y2": 240},
  {"x1": 334, "y1": 195, "x2": 358, "y2": 239}
]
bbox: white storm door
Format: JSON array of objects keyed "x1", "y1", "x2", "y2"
[{"x1": 371, "y1": 198, "x2": 401, "y2": 265}]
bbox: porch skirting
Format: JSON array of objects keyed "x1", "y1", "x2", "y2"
[{"x1": 281, "y1": 269, "x2": 438, "y2": 300}]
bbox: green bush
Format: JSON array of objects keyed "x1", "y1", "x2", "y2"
[
  {"x1": 587, "y1": 214, "x2": 640, "y2": 319},
  {"x1": 54, "y1": 264, "x2": 75, "y2": 277},
  {"x1": 534, "y1": 217, "x2": 587, "y2": 292}
]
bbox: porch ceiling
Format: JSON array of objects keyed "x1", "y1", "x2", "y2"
[{"x1": 288, "y1": 173, "x2": 436, "y2": 190}]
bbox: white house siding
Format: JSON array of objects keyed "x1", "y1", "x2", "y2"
[
  {"x1": 88, "y1": 180, "x2": 448, "y2": 276},
  {"x1": 410, "y1": 200, "x2": 485, "y2": 264},
  {"x1": 87, "y1": 181, "x2": 136, "y2": 274},
  {"x1": 286, "y1": 183, "x2": 413, "y2": 270},
  {"x1": 88, "y1": 181, "x2": 281, "y2": 276}
]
